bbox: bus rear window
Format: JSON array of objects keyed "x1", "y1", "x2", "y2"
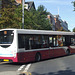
[{"x1": 0, "y1": 30, "x2": 14, "y2": 47}]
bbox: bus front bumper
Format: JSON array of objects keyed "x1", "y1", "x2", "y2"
[{"x1": 0, "y1": 56, "x2": 18, "y2": 62}]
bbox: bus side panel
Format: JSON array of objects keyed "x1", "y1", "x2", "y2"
[
  {"x1": 17, "y1": 51, "x2": 36, "y2": 63},
  {"x1": 39, "y1": 49, "x2": 50, "y2": 60},
  {"x1": 53, "y1": 48, "x2": 66, "y2": 57},
  {"x1": 49, "y1": 49, "x2": 54, "y2": 58},
  {"x1": 71, "y1": 49, "x2": 75, "y2": 54},
  {"x1": 17, "y1": 48, "x2": 66, "y2": 63},
  {"x1": 68, "y1": 46, "x2": 75, "y2": 54},
  {"x1": 17, "y1": 49, "x2": 50, "y2": 63}
]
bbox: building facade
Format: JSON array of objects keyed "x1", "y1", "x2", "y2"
[
  {"x1": 60, "y1": 20, "x2": 68, "y2": 31},
  {"x1": 15, "y1": 0, "x2": 35, "y2": 11},
  {"x1": 16, "y1": 0, "x2": 22, "y2": 4},
  {"x1": 25, "y1": 1, "x2": 35, "y2": 11},
  {"x1": 54, "y1": 15, "x2": 62, "y2": 31},
  {"x1": 54, "y1": 15, "x2": 68, "y2": 31},
  {"x1": 47, "y1": 13, "x2": 55, "y2": 31}
]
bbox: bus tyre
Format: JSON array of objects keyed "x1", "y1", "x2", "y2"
[
  {"x1": 66, "y1": 49, "x2": 70, "y2": 55},
  {"x1": 35, "y1": 53, "x2": 41, "y2": 62}
]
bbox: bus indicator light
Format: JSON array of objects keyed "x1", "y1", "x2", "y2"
[
  {"x1": 4, "y1": 59, "x2": 9, "y2": 62},
  {"x1": 4, "y1": 31, "x2": 7, "y2": 34}
]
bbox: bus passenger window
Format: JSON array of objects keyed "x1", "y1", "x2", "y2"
[
  {"x1": 18, "y1": 35, "x2": 25, "y2": 48},
  {"x1": 30, "y1": 35, "x2": 43, "y2": 49},
  {"x1": 25, "y1": 35, "x2": 43, "y2": 50},
  {"x1": 57, "y1": 36, "x2": 63, "y2": 47},
  {"x1": 25, "y1": 35, "x2": 31, "y2": 50},
  {"x1": 62, "y1": 36, "x2": 66, "y2": 46},
  {"x1": 25, "y1": 38, "x2": 29, "y2": 50},
  {"x1": 71, "y1": 38, "x2": 75, "y2": 45},
  {"x1": 42, "y1": 36, "x2": 49, "y2": 48},
  {"x1": 49, "y1": 37, "x2": 53, "y2": 47}
]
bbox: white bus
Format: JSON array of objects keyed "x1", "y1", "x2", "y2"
[{"x1": 0, "y1": 29, "x2": 75, "y2": 63}]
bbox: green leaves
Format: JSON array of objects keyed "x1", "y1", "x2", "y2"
[
  {"x1": 74, "y1": 1, "x2": 75, "y2": 11},
  {"x1": 0, "y1": 0, "x2": 22, "y2": 29},
  {"x1": 72, "y1": 1, "x2": 75, "y2": 11},
  {"x1": 0, "y1": 1, "x2": 52, "y2": 30},
  {"x1": 24, "y1": 6, "x2": 52, "y2": 30},
  {"x1": 73, "y1": 27, "x2": 75, "y2": 32}
]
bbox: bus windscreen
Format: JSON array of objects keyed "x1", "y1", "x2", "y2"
[{"x1": 0, "y1": 30, "x2": 14, "y2": 47}]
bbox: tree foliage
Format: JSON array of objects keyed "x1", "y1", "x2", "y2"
[
  {"x1": 73, "y1": 27, "x2": 75, "y2": 32},
  {"x1": 24, "y1": 5, "x2": 52, "y2": 30},
  {"x1": 0, "y1": 1, "x2": 52, "y2": 30},
  {"x1": 0, "y1": 0, "x2": 22, "y2": 29},
  {"x1": 72, "y1": 1, "x2": 75, "y2": 11}
]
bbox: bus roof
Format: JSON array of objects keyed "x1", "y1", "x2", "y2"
[{"x1": 0, "y1": 28, "x2": 75, "y2": 35}]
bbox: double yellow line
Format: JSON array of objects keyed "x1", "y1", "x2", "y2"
[{"x1": 20, "y1": 72, "x2": 32, "y2": 75}]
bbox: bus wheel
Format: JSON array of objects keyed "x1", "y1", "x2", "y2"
[
  {"x1": 66, "y1": 49, "x2": 70, "y2": 55},
  {"x1": 35, "y1": 53, "x2": 41, "y2": 62}
]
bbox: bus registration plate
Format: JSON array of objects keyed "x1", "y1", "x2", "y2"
[{"x1": 4, "y1": 59, "x2": 9, "y2": 62}]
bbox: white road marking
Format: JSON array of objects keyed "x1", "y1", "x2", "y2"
[
  {"x1": 17, "y1": 63, "x2": 31, "y2": 75},
  {"x1": 23, "y1": 64, "x2": 31, "y2": 72},
  {"x1": 17, "y1": 65, "x2": 25, "y2": 71}
]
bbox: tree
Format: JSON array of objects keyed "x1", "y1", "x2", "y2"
[
  {"x1": 72, "y1": 1, "x2": 75, "y2": 11},
  {"x1": 35, "y1": 5, "x2": 52, "y2": 30},
  {"x1": 0, "y1": 1, "x2": 52, "y2": 30},
  {"x1": 0, "y1": 0, "x2": 22, "y2": 29},
  {"x1": 2, "y1": 0, "x2": 16, "y2": 8},
  {"x1": 73, "y1": 27, "x2": 75, "y2": 32},
  {"x1": 24, "y1": 5, "x2": 52, "y2": 30}
]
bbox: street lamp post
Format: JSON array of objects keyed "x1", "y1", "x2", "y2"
[{"x1": 22, "y1": 0, "x2": 24, "y2": 29}]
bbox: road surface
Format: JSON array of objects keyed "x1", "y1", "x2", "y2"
[{"x1": 0, "y1": 54, "x2": 75, "y2": 75}]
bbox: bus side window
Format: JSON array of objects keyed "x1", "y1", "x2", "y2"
[
  {"x1": 49, "y1": 37, "x2": 53, "y2": 47},
  {"x1": 25, "y1": 35, "x2": 32, "y2": 50},
  {"x1": 71, "y1": 38, "x2": 75, "y2": 45},
  {"x1": 18, "y1": 34, "x2": 25, "y2": 48},
  {"x1": 25, "y1": 35, "x2": 43, "y2": 50},
  {"x1": 30, "y1": 35, "x2": 43, "y2": 49},
  {"x1": 42, "y1": 35, "x2": 49, "y2": 48},
  {"x1": 25, "y1": 38, "x2": 29, "y2": 50}
]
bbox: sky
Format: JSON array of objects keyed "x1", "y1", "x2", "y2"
[{"x1": 25, "y1": 0, "x2": 75, "y2": 31}]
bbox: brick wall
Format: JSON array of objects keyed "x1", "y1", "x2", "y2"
[
  {"x1": 16, "y1": 0, "x2": 23, "y2": 4},
  {"x1": 54, "y1": 18, "x2": 61, "y2": 31}
]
